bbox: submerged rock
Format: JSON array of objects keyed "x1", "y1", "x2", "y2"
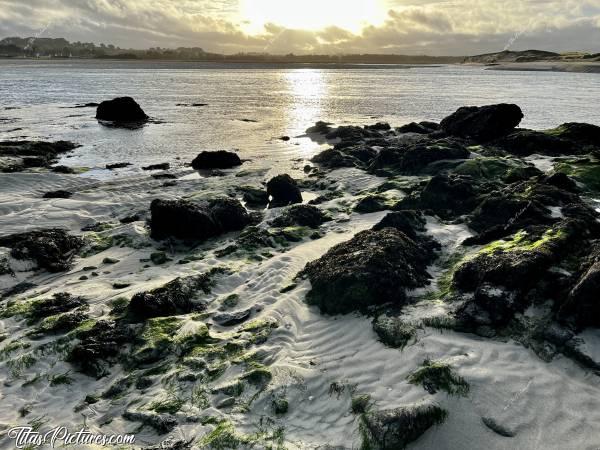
[
  {"x1": 440, "y1": 104, "x2": 523, "y2": 141},
  {"x1": 301, "y1": 228, "x2": 435, "y2": 314},
  {"x1": 191, "y1": 150, "x2": 242, "y2": 170},
  {"x1": 361, "y1": 403, "x2": 446, "y2": 450},
  {"x1": 0, "y1": 228, "x2": 83, "y2": 272},
  {"x1": 96, "y1": 97, "x2": 148, "y2": 124},
  {"x1": 0, "y1": 140, "x2": 79, "y2": 172},
  {"x1": 271, "y1": 204, "x2": 329, "y2": 228},
  {"x1": 267, "y1": 174, "x2": 302, "y2": 207}
]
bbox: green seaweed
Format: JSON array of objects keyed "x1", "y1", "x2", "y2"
[{"x1": 407, "y1": 359, "x2": 469, "y2": 396}]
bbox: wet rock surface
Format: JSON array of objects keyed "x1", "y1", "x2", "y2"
[
  {"x1": 96, "y1": 97, "x2": 148, "y2": 124},
  {"x1": 267, "y1": 174, "x2": 303, "y2": 206},
  {"x1": 191, "y1": 150, "x2": 242, "y2": 170},
  {"x1": 0, "y1": 140, "x2": 79, "y2": 172}
]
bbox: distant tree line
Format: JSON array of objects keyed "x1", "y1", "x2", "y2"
[{"x1": 0, "y1": 36, "x2": 465, "y2": 63}]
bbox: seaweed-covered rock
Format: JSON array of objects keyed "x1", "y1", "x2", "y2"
[
  {"x1": 373, "y1": 314, "x2": 417, "y2": 349},
  {"x1": 239, "y1": 186, "x2": 269, "y2": 206},
  {"x1": 361, "y1": 403, "x2": 446, "y2": 450},
  {"x1": 559, "y1": 245, "x2": 600, "y2": 328},
  {"x1": 267, "y1": 174, "x2": 302, "y2": 206},
  {"x1": 150, "y1": 199, "x2": 219, "y2": 241},
  {"x1": 96, "y1": 97, "x2": 148, "y2": 123},
  {"x1": 272, "y1": 204, "x2": 329, "y2": 229},
  {"x1": 191, "y1": 150, "x2": 242, "y2": 170},
  {"x1": 129, "y1": 270, "x2": 224, "y2": 319},
  {"x1": 440, "y1": 104, "x2": 523, "y2": 141},
  {"x1": 208, "y1": 198, "x2": 252, "y2": 232},
  {"x1": 494, "y1": 130, "x2": 576, "y2": 156},
  {"x1": 354, "y1": 195, "x2": 389, "y2": 213},
  {"x1": 547, "y1": 122, "x2": 600, "y2": 147},
  {"x1": 301, "y1": 229, "x2": 435, "y2": 314},
  {"x1": 0, "y1": 228, "x2": 83, "y2": 272},
  {"x1": 372, "y1": 211, "x2": 426, "y2": 240},
  {"x1": 68, "y1": 320, "x2": 134, "y2": 378}
]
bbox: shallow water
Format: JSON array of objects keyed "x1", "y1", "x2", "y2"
[{"x1": 1, "y1": 60, "x2": 600, "y2": 174}]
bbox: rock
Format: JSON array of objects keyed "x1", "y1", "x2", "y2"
[
  {"x1": 150, "y1": 199, "x2": 219, "y2": 241},
  {"x1": 0, "y1": 140, "x2": 79, "y2": 172},
  {"x1": 559, "y1": 245, "x2": 600, "y2": 328},
  {"x1": 396, "y1": 121, "x2": 439, "y2": 134},
  {"x1": 150, "y1": 251, "x2": 170, "y2": 265},
  {"x1": 122, "y1": 411, "x2": 177, "y2": 434},
  {"x1": 0, "y1": 228, "x2": 83, "y2": 272},
  {"x1": 372, "y1": 211, "x2": 426, "y2": 240},
  {"x1": 547, "y1": 122, "x2": 600, "y2": 147},
  {"x1": 354, "y1": 195, "x2": 389, "y2": 213},
  {"x1": 306, "y1": 121, "x2": 333, "y2": 135},
  {"x1": 482, "y1": 417, "x2": 516, "y2": 438},
  {"x1": 151, "y1": 173, "x2": 177, "y2": 179},
  {"x1": 301, "y1": 228, "x2": 435, "y2": 314},
  {"x1": 213, "y1": 308, "x2": 252, "y2": 326},
  {"x1": 43, "y1": 190, "x2": 73, "y2": 199},
  {"x1": 440, "y1": 104, "x2": 523, "y2": 141},
  {"x1": 96, "y1": 97, "x2": 148, "y2": 123},
  {"x1": 191, "y1": 150, "x2": 242, "y2": 170},
  {"x1": 494, "y1": 130, "x2": 576, "y2": 156},
  {"x1": 239, "y1": 186, "x2": 269, "y2": 206},
  {"x1": 279, "y1": 136, "x2": 291, "y2": 141},
  {"x1": 361, "y1": 403, "x2": 446, "y2": 450},
  {"x1": 364, "y1": 122, "x2": 391, "y2": 131},
  {"x1": 544, "y1": 172, "x2": 578, "y2": 192},
  {"x1": 142, "y1": 163, "x2": 170, "y2": 171},
  {"x1": 267, "y1": 174, "x2": 302, "y2": 206},
  {"x1": 129, "y1": 277, "x2": 202, "y2": 319},
  {"x1": 207, "y1": 197, "x2": 252, "y2": 232},
  {"x1": 51, "y1": 165, "x2": 76, "y2": 174},
  {"x1": 68, "y1": 320, "x2": 134, "y2": 378},
  {"x1": 311, "y1": 148, "x2": 359, "y2": 169},
  {"x1": 106, "y1": 162, "x2": 132, "y2": 169},
  {"x1": 271, "y1": 205, "x2": 329, "y2": 228}
]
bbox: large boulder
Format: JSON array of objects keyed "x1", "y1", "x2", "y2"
[
  {"x1": 191, "y1": 151, "x2": 242, "y2": 170},
  {"x1": 440, "y1": 104, "x2": 523, "y2": 141},
  {"x1": 361, "y1": 403, "x2": 446, "y2": 450},
  {"x1": 301, "y1": 228, "x2": 435, "y2": 314},
  {"x1": 547, "y1": 122, "x2": 600, "y2": 147},
  {"x1": 267, "y1": 174, "x2": 303, "y2": 207},
  {"x1": 96, "y1": 97, "x2": 148, "y2": 123},
  {"x1": 0, "y1": 229, "x2": 83, "y2": 272},
  {"x1": 150, "y1": 199, "x2": 219, "y2": 241}
]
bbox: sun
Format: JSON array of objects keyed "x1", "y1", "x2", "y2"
[{"x1": 240, "y1": 0, "x2": 387, "y2": 33}]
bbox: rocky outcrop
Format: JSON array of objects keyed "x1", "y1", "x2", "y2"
[
  {"x1": 96, "y1": 97, "x2": 148, "y2": 124},
  {"x1": 440, "y1": 104, "x2": 523, "y2": 141},
  {"x1": 361, "y1": 403, "x2": 447, "y2": 450},
  {"x1": 301, "y1": 228, "x2": 436, "y2": 314},
  {"x1": 0, "y1": 140, "x2": 79, "y2": 172},
  {"x1": 191, "y1": 151, "x2": 242, "y2": 170},
  {"x1": 149, "y1": 198, "x2": 250, "y2": 241},
  {"x1": 266, "y1": 174, "x2": 302, "y2": 207},
  {"x1": 0, "y1": 228, "x2": 83, "y2": 272}
]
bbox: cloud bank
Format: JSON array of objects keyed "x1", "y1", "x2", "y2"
[{"x1": 0, "y1": 0, "x2": 598, "y2": 55}]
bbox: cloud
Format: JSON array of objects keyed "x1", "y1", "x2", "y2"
[{"x1": 0, "y1": 0, "x2": 598, "y2": 54}]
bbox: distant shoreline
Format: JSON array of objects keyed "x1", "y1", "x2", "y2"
[{"x1": 480, "y1": 61, "x2": 600, "y2": 74}]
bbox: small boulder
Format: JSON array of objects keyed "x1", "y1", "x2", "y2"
[
  {"x1": 272, "y1": 204, "x2": 329, "y2": 229},
  {"x1": 150, "y1": 199, "x2": 219, "y2": 241},
  {"x1": 43, "y1": 190, "x2": 73, "y2": 199},
  {"x1": 191, "y1": 151, "x2": 242, "y2": 170},
  {"x1": 208, "y1": 198, "x2": 252, "y2": 232},
  {"x1": 361, "y1": 403, "x2": 446, "y2": 450},
  {"x1": 372, "y1": 211, "x2": 426, "y2": 240},
  {"x1": 213, "y1": 308, "x2": 252, "y2": 326},
  {"x1": 96, "y1": 97, "x2": 148, "y2": 123},
  {"x1": 440, "y1": 104, "x2": 523, "y2": 141},
  {"x1": 239, "y1": 186, "x2": 269, "y2": 206},
  {"x1": 129, "y1": 277, "x2": 198, "y2": 319},
  {"x1": 301, "y1": 228, "x2": 435, "y2": 314},
  {"x1": 142, "y1": 163, "x2": 170, "y2": 171},
  {"x1": 267, "y1": 174, "x2": 302, "y2": 207}
]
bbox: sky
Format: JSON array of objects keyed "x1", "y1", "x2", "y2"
[{"x1": 0, "y1": 0, "x2": 599, "y2": 55}]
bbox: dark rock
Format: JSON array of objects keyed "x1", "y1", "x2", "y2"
[
  {"x1": 364, "y1": 122, "x2": 391, "y2": 131},
  {"x1": 51, "y1": 165, "x2": 76, "y2": 174},
  {"x1": 43, "y1": 190, "x2": 72, "y2": 199},
  {"x1": 396, "y1": 121, "x2": 438, "y2": 134},
  {"x1": 272, "y1": 205, "x2": 329, "y2": 228},
  {"x1": 267, "y1": 174, "x2": 303, "y2": 206},
  {"x1": 372, "y1": 211, "x2": 426, "y2": 240},
  {"x1": 68, "y1": 320, "x2": 134, "y2": 378},
  {"x1": 106, "y1": 162, "x2": 132, "y2": 170},
  {"x1": 122, "y1": 411, "x2": 177, "y2": 434},
  {"x1": 494, "y1": 130, "x2": 576, "y2": 156},
  {"x1": 151, "y1": 173, "x2": 177, "y2": 179},
  {"x1": 207, "y1": 198, "x2": 251, "y2": 232},
  {"x1": 120, "y1": 214, "x2": 141, "y2": 224},
  {"x1": 150, "y1": 199, "x2": 219, "y2": 241},
  {"x1": 306, "y1": 121, "x2": 333, "y2": 135},
  {"x1": 544, "y1": 172, "x2": 578, "y2": 192},
  {"x1": 150, "y1": 252, "x2": 170, "y2": 265},
  {"x1": 279, "y1": 136, "x2": 291, "y2": 141},
  {"x1": 362, "y1": 403, "x2": 446, "y2": 450},
  {"x1": 191, "y1": 151, "x2": 242, "y2": 170},
  {"x1": 240, "y1": 186, "x2": 269, "y2": 206},
  {"x1": 311, "y1": 148, "x2": 358, "y2": 168},
  {"x1": 301, "y1": 228, "x2": 435, "y2": 314},
  {"x1": 547, "y1": 122, "x2": 600, "y2": 147},
  {"x1": 0, "y1": 140, "x2": 79, "y2": 172},
  {"x1": 142, "y1": 163, "x2": 170, "y2": 171},
  {"x1": 0, "y1": 228, "x2": 83, "y2": 272},
  {"x1": 354, "y1": 195, "x2": 389, "y2": 213},
  {"x1": 440, "y1": 104, "x2": 523, "y2": 141},
  {"x1": 559, "y1": 245, "x2": 600, "y2": 328},
  {"x1": 213, "y1": 308, "x2": 252, "y2": 326},
  {"x1": 96, "y1": 97, "x2": 148, "y2": 123}
]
